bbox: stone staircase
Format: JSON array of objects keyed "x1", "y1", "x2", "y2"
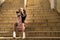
[
  {"x1": 0, "y1": 0, "x2": 60, "y2": 40},
  {"x1": 25, "y1": 0, "x2": 60, "y2": 40},
  {"x1": 0, "y1": 0, "x2": 24, "y2": 37}
]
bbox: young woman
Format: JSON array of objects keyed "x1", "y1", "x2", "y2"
[
  {"x1": 16, "y1": 8, "x2": 26, "y2": 31},
  {"x1": 13, "y1": 8, "x2": 27, "y2": 39}
]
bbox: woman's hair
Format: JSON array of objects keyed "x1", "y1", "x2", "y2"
[{"x1": 16, "y1": 8, "x2": 26, "y2": 17}]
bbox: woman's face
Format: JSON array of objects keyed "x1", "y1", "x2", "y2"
[{"x1": 20, "y1": 8, "x2": 23, "y2": 12}]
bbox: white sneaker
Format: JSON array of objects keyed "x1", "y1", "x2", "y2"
[
  {"x1": 22, "y1": 32, "x2": 25, "y2": 39},
  {"x1": 13, "y1": 31, "x2": 16, "y2": 38}
]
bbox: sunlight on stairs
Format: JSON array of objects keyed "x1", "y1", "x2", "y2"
[{"x1": 0, "y1": 0, "x2": 60, "y2": 40}]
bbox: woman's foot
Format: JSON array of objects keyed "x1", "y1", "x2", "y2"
[
  {"x1": 13, "y1": 31, "x2": 16, "y2": 38},
  {"x1": 22, "y1": 32, "x2": 25, "y2": 39}
]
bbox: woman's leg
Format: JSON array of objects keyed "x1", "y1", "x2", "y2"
[
  {"x1": 22, "y1": 23, "x2": 25, "y2": 39},
  {"x1": 22, "y1": 17, "x2": 26, "y2": 39},
  {"x1": 22, "y1": 23, "x2": 25, "y2": 31},
  {"x1": 13, "y1": 23, "x2": 17, "y2": 38}
]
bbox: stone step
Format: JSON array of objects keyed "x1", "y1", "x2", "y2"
[
  {"x1": 0, "y1": 31, "x2": 22, "y2": 37},
  {"x1": 0, "y1": 32, "x2": 60, "y2": 39},
  {"x1": 0, "y1": 16, "x2": 60, "y2": 20},
  {"x1": 0, "y1": 15, "x2": 58, "y2": 18},
  {"x1": 0, "y1": 37, "x2": 60, "y2": 40},
  {"x1": 0, "y1": 22, "x2": 60, "y2": 26},
  {"x1": 0, "y1": 20, "x2": 47, "y2": 23},
  {"x1": 26, "y1": 18, "x2": 60, "y2": 21},
  {"x1": 25, "y1": 26, "x2": 60, "y2": 31},
  {"x1": 0, "y1": 38, "x2": 22, "y2": 40},
  {"x1": 0, "y1": 18, "x2": 59, "y2": 22},
  {"x1": 24, "y1": 38, "x2": 60, "y2": 40},
  {"x1": 0, "y1": 15, "x2": 16, "y2": 17},
  {"x1": 1, "y1": 14, "x2": 58, "y2": 18},
  {"x1": 0, "y1": 11, "x2": 58, "y2": 16},
  {"x1": 26, "y1": 32, "x2": 60, "y2": 37},
  {"x1": 1, "y1": 12, "x2": 54, "y2": 15},
  {"x1": 48, "y1": 19, "x2": 60, "y2": 22},
  {"x1": 26, "y1": 6, "x2": 50, "y2": 10},
  {"x1": 0, "y1": 17, "x2": 17, "y2": 20},
  {"x1": 0, "y1": 16, "x2": 59, "y2": 19},
  {"x1": 0, "y1": 18, "x2": 56, "y2": 21},
  {"x1": 27, "y1": 12, "x2": 57, "y2": 15},
  {"x1": 0, "y1": 33, "x2": 12, "y2": 37},
  {"x1": 0, "y1": 19, "x2": 59, "y2": 23},
  {"x1": 1, "y1": 0, "x2": 24, "y2": 10},
  {"x1": 0, "y1": 22, "x2": 60, "y2": 32},
  {"x1": 0, "y1": 27, "x2": 13, "y2": 32},
  {"x1": 25, "y1": 22, "x2": 60, "y2": 31},
  {"x1": 27, "y1": 0, "x2": 50, "y2": 8},
  {"x1": 1, "y1": 9, "x2": 56, "y2": 14},
  {"x1": 0, "y1": 21, "x2": 17, "y2": 23}
]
